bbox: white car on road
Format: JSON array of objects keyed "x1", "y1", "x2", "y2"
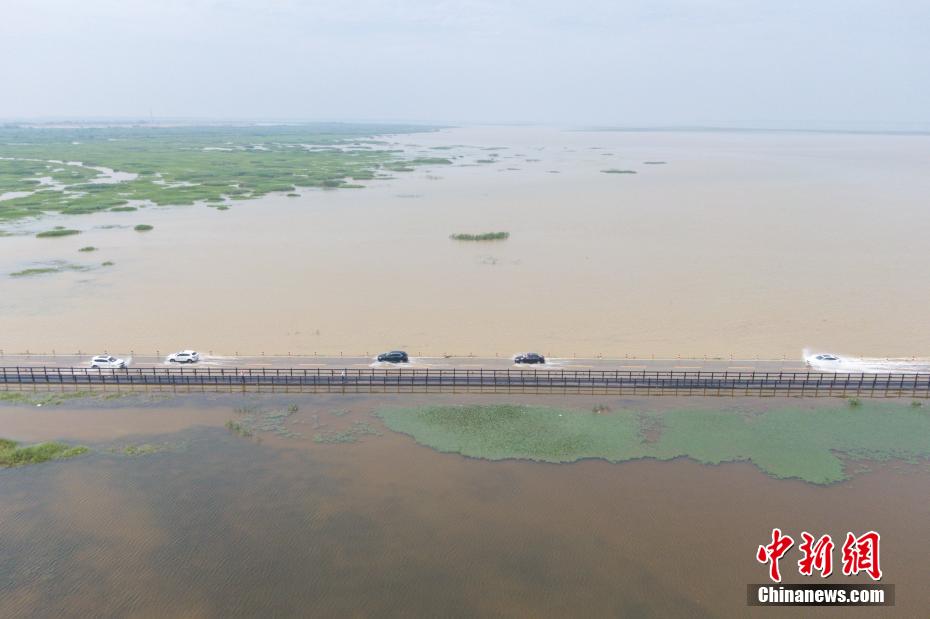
[
  {"x1": 806, "y1": 353, "x2": 841, "y2": 368},
  {"x1": 167, "y1": 350, "x2": 200, "y2": 364},
  {"x1": 90, "y1": 355, "x2": 127, "y2": 369}
]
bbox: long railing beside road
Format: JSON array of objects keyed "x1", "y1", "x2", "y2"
[{"x1": 1, "y1": 366, "x2": 929, "y2": 397}]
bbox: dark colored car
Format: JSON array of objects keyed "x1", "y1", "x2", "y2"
[
  {"x1": 514, "y1": 352, "x2": 545, "y2": 364},
  {"x1": 377, "y1": 350, "x2": 409, "y2": 363}
]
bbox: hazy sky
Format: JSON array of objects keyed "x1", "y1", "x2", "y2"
[{"x1": 2, "y1": 0, "x2": 928, "y2": 127}]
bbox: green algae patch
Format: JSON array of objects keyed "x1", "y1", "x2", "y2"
[
  {"x1": 378, "y1": 402, "x2": 930, "y2": 484},
  {"x1": 0, "y1": 438, "x2": 88, "y2": 467}
]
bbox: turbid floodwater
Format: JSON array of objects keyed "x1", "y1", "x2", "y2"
[
  {"x1": 0, "y1": 394, "x2": 928, "y2": 617},
  {"x1": 2, "y1": 127, "x2": 930, "y2": 358}
]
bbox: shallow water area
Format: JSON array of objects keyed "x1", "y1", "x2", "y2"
[
  {"x1": 0, "y1": 394, "x2": 928, "y2": 617},
  {"x1": 3, "y1": 126, "x2": 930, "y2": 358}
]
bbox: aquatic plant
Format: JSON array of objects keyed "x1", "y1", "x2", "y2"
[
  {"x1": 378, "y1": 402, "x2": 930, "y2": 485},
  {"x1": 450, "y1": 231, "x2": 510, "y2": 241},
  {"x1": 10, "y1": 267, "x2": 59, "y2": 277},
  {"x1": 0, "y1": 390, "x2": 137, "y2": 406},
  {"x1": 78, "y1": 246, "x2": 97, "y2": 252},
  {"x1": 36, "y1": 228, "x2": 81, "y2": 238},
  {"x1": 10, "y1": 261, "x2": 90, "y2": 277},
  {"x1": 0, "y1": 438, "x2": 88, "y2": 467},
  {"x1": 314, "y1": 420, "x2": 382, "y2": 444},
  {"x1": 134, "y1": 224, "x2": 154, "y2": 231},
  {"x1": 116, "y1": 443, "x2": 174, "y2": 456},
  {"x1": 0, "y1": 124, "x2": 440, "y2": 225},
  {"x1": 601, "y1": 169, "x2": 636, "y2": 174},
  {"x1": 225, "y1": 420, "x2": 253, "y2": 438},
  {"x1": 227, "y1": 404, "x2": 301, "y2": 439},
  {"x1": 109, "y1": 206, "x2": 137, "y2": 212}
]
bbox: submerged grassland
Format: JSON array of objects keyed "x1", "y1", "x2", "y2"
[
  {"x1": 0, "y1": 438, "x2": 88, "y2": 467},
  {"x1": 378, "y1": 401, "x2": 930, "y2": 484},
  {"x1": 0, "y1": 124, "x2": 437, "y2": 224}
]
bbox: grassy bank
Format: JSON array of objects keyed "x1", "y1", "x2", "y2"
[
  {"x1": 0, "y1": 438, "x2": 88, "y2": 467},
  {"x1": 379, "y1": 401, "x2": 930, "y2": 484}
]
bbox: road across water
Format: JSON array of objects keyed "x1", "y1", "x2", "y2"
[
  {"x1": 2, "y1": 365, "x2": 928, "y2": 398},
  {"x1": 0, "y1": 354, "x2": 811, "y2": 373}
]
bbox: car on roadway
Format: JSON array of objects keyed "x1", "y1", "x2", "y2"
[
  {"x1": 806, "y1": 353, "x2": 841, "y2": 367},
  {"x1": 90, "y1": 354, "x2": 127, "y2": 369},
  {"x1": 168, "y1": 350, "x2": 200, "y2": 364},
  {"x1": 514, "y1": 352, "x2": 546, "y2": 364},
  {"x1": 377, "y1": 350, "x2": 409, "y2": 363}
]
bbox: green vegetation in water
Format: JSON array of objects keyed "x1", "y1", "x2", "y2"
[
  {"x1": 36, "y1": 228, "x2": 81, "y2": 238},
  {"x1": 9, "y1": 261, "x2": 90, "y2": 277},
  {"x1": 407, "y1": 157, "x2": 453, "y2": 165},
  {"x1": 109, "y1": 206, "x2": 137, "y2": 212},
  {"x1": 378, "y1": 402, "x2": 930, "y2": 485},
  {"x1": 475, "y1": 159, "x2": 495, "y2": 164},
  {"x1": 225, "y1": 420, "x2": 254, "y2": 438},
  {"x1": 643, "y1": 161, "x2": 667, "y2": 165},
  {"x1": 314, "y1": 421, "x2": 382, "y2": 444},
  {"x1": 286, "y1": 193, "x2": 300, "y2": 197},
  {"x1": 450, "y1": 231, "x2": 510, "y2": 241},
  {"x1": 0, "y1": 390, "x2": 140, "y2": 406},
  {"x1": 228, "y1": 403, "x2": 300, "y2": 439},
  {"x1": 0, "y1": 124, "x2": 439, "y2": 224},
  {"x1": 101, "y1": 261, "x2": 114, "y2": 266},
  {"x1": 601, "y1": 169, "x2": 637, "y2": 174},
  {"x1": 78, "y1": 246, "x2": 97, "y2": 252},
  {"x1": 0, "y1": 438, "x2": 88, "y2": 467},
  {"x1": 133, "y1": 224, "x2": 153, "y2": 231},
  {"x1": 10, "y1": 267, "x2": 60, "y2": 277},
  {"x1": 109, "y1": 441, "x2": 185, "y2": 456}
]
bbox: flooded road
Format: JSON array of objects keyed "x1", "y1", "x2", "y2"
[
  {"x1": 0, "y1": 394, "x2": 927, "y2": 617},
  {"x1": 2, "y1": 127, "x2": 929, "y2": 359}
]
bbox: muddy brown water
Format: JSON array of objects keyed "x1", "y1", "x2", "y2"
[
  {"x1": 0, "y1": 395, "x2": 927, "y2": 617},
  {"x1": 2, "y1": 127, "x2": 930, "y2": 359}
]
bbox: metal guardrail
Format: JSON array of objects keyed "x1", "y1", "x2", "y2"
[{"x1": 1, "y1": 366, "x2": 928, "y2": 397}]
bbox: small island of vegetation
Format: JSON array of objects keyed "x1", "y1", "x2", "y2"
[
  {"x1": 601, "y1": 168, "x2": 637, "y2": 174},
  {"x1": 0, "y1": 438, "x2": 88, "y2": 467},
  {"x1": 134, "y1": 224, "x2": 154, "y2": 232},
  {"x1": 450, "y1": 231, "x2": 510, "y2": 241},
  {"x1": 36, "y1": 227, "x2": 81, "y2": 238}
]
